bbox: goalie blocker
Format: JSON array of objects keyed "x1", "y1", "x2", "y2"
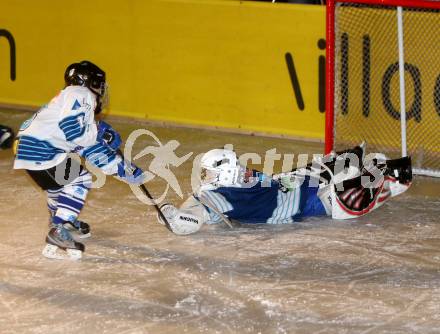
[{"x1": 157, "y1": 203, "x2": 204, "y2": 235}]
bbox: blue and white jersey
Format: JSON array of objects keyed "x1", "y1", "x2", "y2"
[
  {"x1": 14, "y1": 86, "x2": 98, "y2": 170},
  {"x1": 195, "y1": 176, "x2": 327, "y2": 225}
]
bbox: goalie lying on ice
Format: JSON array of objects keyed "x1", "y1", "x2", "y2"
[{"x1": 157, "y1": 145, "x2": 413, "y2": 235}]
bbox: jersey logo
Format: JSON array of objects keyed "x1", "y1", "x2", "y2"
[
  {"x1": 179, "y1": 215, "x2": 199, "y2": 224},
  {"x1": 58, "y1": 112, "x2": 86, "y2": 141},
  {"x1": 72, "y1": 99, "x2": 81, "y2": 110}
]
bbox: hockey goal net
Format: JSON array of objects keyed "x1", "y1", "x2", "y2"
[{"x1": 326, "y1": 0, "x2": 440, "y2": 177}]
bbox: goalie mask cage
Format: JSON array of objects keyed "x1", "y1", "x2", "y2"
[{"x1": 326, "y1": 0, "x2": 440, "y2": 177}]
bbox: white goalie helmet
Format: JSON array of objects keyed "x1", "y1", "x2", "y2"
[{"x1": 200, "y1": 149, "x2": 241, "y2": 189}]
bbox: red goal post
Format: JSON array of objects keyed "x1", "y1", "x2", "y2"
[{"x1": 325, "y1": 0, "x2": 440, "y2": 177}]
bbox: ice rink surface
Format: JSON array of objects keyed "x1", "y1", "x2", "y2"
[{"x1": 1, "y1": 109, "x2": 440, "y2": 334}]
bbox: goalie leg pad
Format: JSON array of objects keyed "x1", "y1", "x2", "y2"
[
  {"x1": 331, "y1": 181, "x2": 385, "y2": 219},
  {"x1": 317, "y1": 185, "x2": 333, "y2": 216},
  {"x1": 330, "y1": 175, "x2": 408, "y2": 220}
]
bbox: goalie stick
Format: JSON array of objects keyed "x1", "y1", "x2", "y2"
[{"x1": 196, "y1": 194, "x2": 235, "y2": 229}]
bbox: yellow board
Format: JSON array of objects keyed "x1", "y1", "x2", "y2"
[{"x1": 0, "y1": 0, "x2": 325, "y2": 140}]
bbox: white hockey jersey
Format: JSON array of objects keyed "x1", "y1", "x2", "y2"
[{"x1": 14, "y1": 86, "x2": 98, "y2": 170}]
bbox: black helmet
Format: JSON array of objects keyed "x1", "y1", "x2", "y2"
[{"x1": 64, "y1": 61, "x2": 108, "y2": 113}]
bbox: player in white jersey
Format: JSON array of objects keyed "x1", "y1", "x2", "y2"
[
  {"x1": 14, "y1": 61, "x2": 144, "y2": 260},
  {"x1": 155, "y1": 146, "x2": 413, "y2": 235}
]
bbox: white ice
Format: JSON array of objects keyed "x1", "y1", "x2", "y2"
[{"x1": 0, "y1": 110, "x2": 439, "y2": 333}]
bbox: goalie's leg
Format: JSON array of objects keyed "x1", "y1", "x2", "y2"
[
  {"x1": 374, "y1": 156, "x2": 412, "y2": 185},
  {"x1": 365, "y1": 156, "x2": 412, "y2": 197},
  {"x1": 319, "y1": 142, "x2": 366, "y2": 183},
  {"x1": 290, "y1": 142, "x2": 366, "y2": 184},
  {"x1": 42, "y1": 224, "x2": 85, "y2": 260},
  {"x1": 326, "y1": 156, "x2": 412, "y2": 219}
]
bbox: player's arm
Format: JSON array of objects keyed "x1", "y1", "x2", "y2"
[
  {"x1": 75, "y1": 118, "x2": 144, "y2": 184},
  {"x1": 78, "y1": 143, "x2": 145, "y2": 185}
]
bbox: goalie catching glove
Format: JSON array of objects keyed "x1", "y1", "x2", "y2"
[{"x1": 156, "y1": 203, "x2": 203, "y2": 235}]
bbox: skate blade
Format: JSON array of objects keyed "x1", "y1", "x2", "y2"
[
  {"x1": 388, "y1": 181, "x2": 410, "y2": 197},
  {"x1": 42, "y1": 244, "x2": 83, "y2": 261},
  {"x1": 73, "y1": 232, "x2": 91, "y2": 240}
]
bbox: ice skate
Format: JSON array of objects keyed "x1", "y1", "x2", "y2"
[
  {"x1": 42, "y1": 224, "x2": 85, "y2": 260},
  {"x1": 382, "y1": 156, "x2": 412, "y2": 197},
  {"x1": 63, "y1": 220, "x2": 91, "y2": 239},
  {"x1": 363, "y1": 155, "x2": 412, "y2": 197},
  {"x1": 382, "y1": 156, "x2": 412, "y2": 184},
  {"x1": 366, "y1": 155, "x2": 412, "y2": 182}
]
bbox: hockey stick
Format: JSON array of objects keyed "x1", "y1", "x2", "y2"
[
  {"x1": 139, "y1": 183, "x2": 173, "y2": 233},
  {"x1": 116, "y1": 149, "x2": 172, "y2": 232},
  {"x1": 197, "y1": 195, "x2": 234, "y2": 229}
]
